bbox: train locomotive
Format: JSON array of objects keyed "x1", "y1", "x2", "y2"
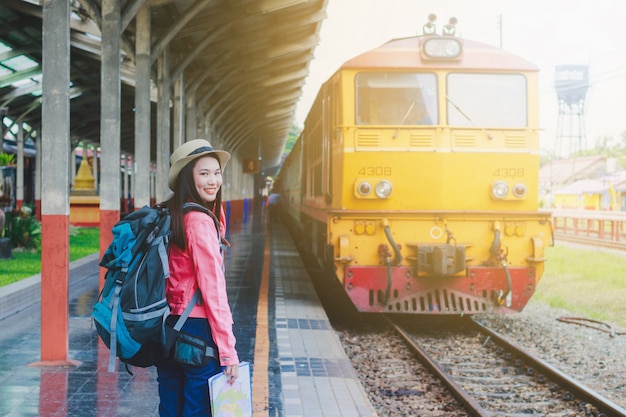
[{"x1": 277, "y1": 15, "x2": 553, "y2": 315}]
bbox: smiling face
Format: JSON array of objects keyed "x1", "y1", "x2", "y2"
[{"x1": 192, "y1": 155, "x2": 222, "y2": 203}]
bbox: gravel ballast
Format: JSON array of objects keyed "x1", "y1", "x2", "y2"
[
  {"x1": 337, "y1": 300, "x2": 626, "y2": 416},
  {"x1": 475, "y1": 300, "x2": 626, "y2": 410}
]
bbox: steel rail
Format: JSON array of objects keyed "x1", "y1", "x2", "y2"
[
  {"x1": 469, "y1": 317, "x2": 626, "y2": 417},
  {"x1": 385, "y1": 316, "x2": 490, "y2": 417},
  {"x1": 555, "y1": 232, "x2": 626, "y2": 251}
]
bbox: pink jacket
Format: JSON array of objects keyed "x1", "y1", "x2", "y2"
[{"x1": 167, "y1": 209, "x2": 239, "y2": 366}]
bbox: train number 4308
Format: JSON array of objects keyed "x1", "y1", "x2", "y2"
[
  {"x1": 492, "y1": 168, "x2": 524, "y2": 178},
  {"x1": 358, "y1": 166, "x2": 392, "y2": 176}
]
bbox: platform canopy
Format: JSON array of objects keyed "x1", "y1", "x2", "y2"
[{"x1": 0, "y1": 0, "x2": 327, "y2": 170}]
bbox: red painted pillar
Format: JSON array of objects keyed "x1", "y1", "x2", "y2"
[
  {"x1": 40, "y1": 215, "x2": 72, "y2": 363},
  {"x1": 30, "y1": 215, "x2": 80, "y2": 367},
  {"x1": 35, "y1": 199, "x2": 42, "y2": 221},
  {"x1": 33, "y1": 0, "x2": 75, "y2": 368}
]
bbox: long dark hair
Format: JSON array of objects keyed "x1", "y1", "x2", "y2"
[{"x1": 164, "y1": 155, "x2": 225, "y2": 250}]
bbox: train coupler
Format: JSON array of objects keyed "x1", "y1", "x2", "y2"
[{"x1": 414, "y1": 244, "x2": 466, "y2": 276}]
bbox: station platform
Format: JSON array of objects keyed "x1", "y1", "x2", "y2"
[{"x1": 0, "y1": 207, "x2": 377, "y2": 417}]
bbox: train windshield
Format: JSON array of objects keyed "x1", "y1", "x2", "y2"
[
  {"x1": 446, "y1": 73, "x2": 527, "y2": 127},
  {"x1": 355, "y1": 72, "x2": 437, "y2": 125}
]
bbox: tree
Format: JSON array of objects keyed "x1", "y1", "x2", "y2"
[
  {"x1": 568, "y1": 133, "x2": 626, "y2": 169},
  {"x1": 282, "y1": 124, "x2": 301, "y2": 155}
]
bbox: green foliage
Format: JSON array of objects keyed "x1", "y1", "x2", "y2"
[
  {"x1": 0, "y1": 153, "x2": 16, "y2": 166},
  {"x1": 571, "y1": 133, "x2": 626, "y2": 168},
  {"x1": 3, "y1": 207, "x2": 41, "y2": 251},
  {"x1": 541, "y1": 132, "x2": 626, "y2": 169},
  {"x1": 283, "y1": 124, "x2": 301, "y2": 155},
  {"x1": 0, "y1": 227, "x2": 100, "y2": 287},
  {"x1": 274, "y1": 124, "x2": 302, "y2": 177}
]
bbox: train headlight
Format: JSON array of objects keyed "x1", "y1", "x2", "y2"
[
  {"x1": 491, "y1": 181, "x2": 509, "y2": 199},
  {"x1": 356, "y1": 181, "x2": 372, "y2": 197},
  {"x1": 512, "y1": 183, "x2": 527, "y2": 198},
  {"x1": 375, "y1": 180, "x2": 393, "y2": 198},
  {"x1": 422, "y1": 38, "x2": 462, "y2": 59}
]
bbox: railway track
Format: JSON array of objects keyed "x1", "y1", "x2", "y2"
[
  {"x1": 387, "y1": 316, "x2": 626, "y2": 417},
  {"x1": 554, "y1": 232, "x2": 626, "y2": 251},
  {"x1": 293, "y1": 213, "x2": 626, "y2": 415}
]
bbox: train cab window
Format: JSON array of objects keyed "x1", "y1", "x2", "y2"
[
  {"x1": 446, "y1": 73, "x2": 527, "y2": 127},
  {"x1": 356, "y1": 72, "x2": 437, "y2": 126}
]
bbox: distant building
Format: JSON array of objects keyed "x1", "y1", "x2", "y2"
[
  {"x1": 615, "y1": 180, "x2": 626, "y2": 211},
  {"x1": 552, "y1": 179, "x2": 605, "y2": 210},
  {"x1": 539, "y1": 156, "x2": 625, "y2": 211}
]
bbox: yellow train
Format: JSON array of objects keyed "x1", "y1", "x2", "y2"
[{"x1": 277, "y1": 16, "x2": 553, "y2": 314}]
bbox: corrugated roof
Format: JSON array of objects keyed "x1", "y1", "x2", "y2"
[
  {"x1": 553, "y1": 179, "x2": 606, "y2": 195},
  {"x1": 0, "y1": 0, "x2": 327, "y2": 169},
  {"x1": 539, "y1": 155, "x2": 605, "y2": 184}
]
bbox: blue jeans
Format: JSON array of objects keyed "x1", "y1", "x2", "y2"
[{"x1": 157, "y1": 317, "x2": 221, "y2": 417}]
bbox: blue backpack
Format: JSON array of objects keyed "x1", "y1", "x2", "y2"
[{"x1": 92, "y1": 203, "x2": 219, "y2": 372}]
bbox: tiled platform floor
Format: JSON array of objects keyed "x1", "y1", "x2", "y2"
[{"x1": 0, "y1": 208, "x2": 376, "y2": 416}]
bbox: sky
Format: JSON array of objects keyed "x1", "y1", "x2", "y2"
[{"x1": 293, "y1": 0, "x2": 626, "y2": 156}]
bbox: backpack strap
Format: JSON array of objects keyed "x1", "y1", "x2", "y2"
[
  {"x1": 182, "y1": 202, "x2": 226, "y2": 252},
  {"x1": 172, "y1": 289, "x2": 199, "y2": 332},
  {"x1": 182, "y1": 202, "x2": 221, "y2": 235},
  {"x1": 171, "y1": 289, "x2": 218, "y2": 359},
  {"x1": 108, "y1": 275, "x2": 124, "y2": 372}
]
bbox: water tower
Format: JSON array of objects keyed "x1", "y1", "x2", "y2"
[{"x1": 554, "y1": 65, "x2": 589, "y2": 156}]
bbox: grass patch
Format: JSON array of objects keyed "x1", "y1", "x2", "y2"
[
  {"x1": 0, "y1": 250, "x2": 41, "y2": 286},
  {"x1": 535, "y1": 244, "x2": 626, "y2": 328},
  {"x1": 0, "y1": 226, "x2": 99, "y2": 287},
  {"x1": 68, "y1": 227, "x2": 100, "y2": 261}
]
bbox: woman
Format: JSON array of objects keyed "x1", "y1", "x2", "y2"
[{"x1": 157, "y1": 139, "x2": 239, "y2": 417}]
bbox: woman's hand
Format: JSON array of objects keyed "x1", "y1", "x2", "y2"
[{"x1": 224, "y1": 364, "x2": 239, "y2": 384}]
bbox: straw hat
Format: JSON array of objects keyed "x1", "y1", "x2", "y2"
[{"x1": 168, "y1": 139, "x2": 230, "y2": 190}]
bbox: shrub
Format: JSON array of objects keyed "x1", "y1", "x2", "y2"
[
  {"x1": 0, "y1": 153, "x2": 16, "y2": 166},
  {"x1": 3, "y1": 206, "x2": 41, "y2": 251}
]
